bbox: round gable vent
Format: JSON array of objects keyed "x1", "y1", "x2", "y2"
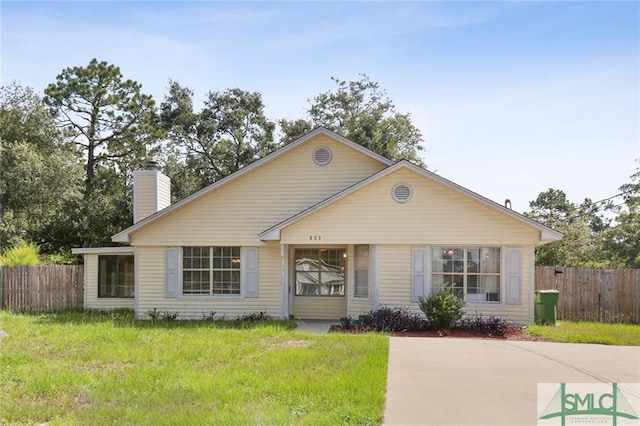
[
  {"x1": 392, "y1": 183, "x2": 412, "y2": 203},
  {"x1": 313, "y1": 146, "x2": 332, "y2": 166}
]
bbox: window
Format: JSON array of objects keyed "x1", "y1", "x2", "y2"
[
  {"x1": 432, "y1": 247, "x2": 501, "y2": 302},
  {"x1": 295, "y1": 248, "x2": 345, "y2": 296},
  {"x1": 98, "y1": 255, "x2": 134, "y2": 298},
  {"x1": 183, "y1": 247, "x2": 241, "y2": 295},
  {"x1": 354, "y1": 245, "x2": 369, "y2": 298}
]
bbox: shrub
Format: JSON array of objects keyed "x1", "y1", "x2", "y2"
[
  {"x1": 454, "y1": 313, "x2": 509, "y2": 336},
  {"x1": 0, "y1": 242, "x2": 41, "y2": 266},
  {"x1": 418, "y1": 284, "x2": 466, "y2": 331},
  {"x1": 340, "y1": 316, "x2": 354, "y2": 330},
  {"x1": 202, "y1": 311, "x2": 218, "y2": 321},
  {"x1": 147, "y1": 308, "x2": 179, "y2": 322},
  {"x1": 41, "y1": 251, "x2": 76, "y2": 265},
  {"x1": 238, "y1": 311, "x2": 274, "y2": 321},
  {"x1": 160, "y1": 311, "x2": 179, "y2": 321},
  {"x1": 359, "y1": 306, "x2": 426, "y2": 332}
]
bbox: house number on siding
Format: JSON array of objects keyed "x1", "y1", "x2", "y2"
[{"x1": 309, "y1": 235, "x2": 321, "y2": 241}]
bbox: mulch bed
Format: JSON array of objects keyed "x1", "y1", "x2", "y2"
[{"x1": 329, "y1": 324, "x2": 547, "y2": 341}]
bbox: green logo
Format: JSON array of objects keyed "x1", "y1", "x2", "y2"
[{"x1": 539, "y1": 383, "x2": 639, "y2": 425}]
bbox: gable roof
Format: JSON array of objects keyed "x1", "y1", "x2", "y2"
[
  {"x1": 112, "y1": 128, "x2": 393, "y2": 244},
  {"x1": 258, "y1": 160, "x2": 563, "y2": 243}
]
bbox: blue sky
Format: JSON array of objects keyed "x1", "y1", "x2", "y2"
[{"x1": 2, "y1": 1, "x2": 638, "y2": 213}]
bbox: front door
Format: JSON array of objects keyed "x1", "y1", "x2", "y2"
[{"x1": 291, "y1": 247, "x2": 347, "y2": 319}]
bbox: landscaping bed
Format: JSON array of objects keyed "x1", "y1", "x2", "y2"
[{"x1": 329, "y1": 324, "x2": 548, "y2": 341}]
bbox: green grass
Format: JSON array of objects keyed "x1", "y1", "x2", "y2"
[
  {"x1": 526, "y1": 321, "x2": 640, "y2": 346},
  {"x1": 0, "y1": 310, "x2": 389, "y2": 425}
]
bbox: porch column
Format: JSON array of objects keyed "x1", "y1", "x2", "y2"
[{"x1": 280, "y1": 244, "x2": 289, "y2": 318}]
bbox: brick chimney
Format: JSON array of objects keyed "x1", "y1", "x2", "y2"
[{"x1": 133, "y1": 160, "x2": 171, "y2": 223}]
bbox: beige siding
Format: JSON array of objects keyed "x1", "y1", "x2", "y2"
[
  {"x1": 135, "y1": 243, "x2": 283, "y2": 319},
  {"x1": 131, "y1": 135, "x2": 387, "y2": 247},
  {"x1": 348, "y1": 299, "x2": 374, "y2": 318},
  {"x1": 292, "y1": 296, "x2": 347, "y2": 320},
  {"x1": 157, "y1": 173, "x2": 171, "y2": 211},
  {"x1": 376, "y1": 245, "x2": 532, "y2": 325},
  {"x1": 377, "y1": 245, "x2": 413, "y2": 308},
  {"x1": 281, "y1": 168, "x2": 540, "y2": 245},
  {"x1": 133, "y1": 171, "x2": 171, "y2": 223},
  {"x1": 84, "y1": 254, "x2": 135, "y2": 310},
  {"x1": 133, "y1": 174, "x2": 157, "y2": 224}
]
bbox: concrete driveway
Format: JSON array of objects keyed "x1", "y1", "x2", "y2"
[{"x1": 384, "y1": 337, "x2": 640, "y2": 425}]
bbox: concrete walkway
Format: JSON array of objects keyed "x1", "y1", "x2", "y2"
[
  {"x1": 384, "y1": 337, "x2": 640, "y2": 425},
  {"x1": 294, "y1": 319, "x2": 335, "y2": 333}
]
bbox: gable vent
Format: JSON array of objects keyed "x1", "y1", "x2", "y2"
[
  {"x1": 313, "y1": 146, "x2": 332, "y2": 165},
  {"x1": 392, "y1": 183, "x2": 412, "y2": 203}
]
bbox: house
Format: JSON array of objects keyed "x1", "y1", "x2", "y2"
[{"x1": 72, "y1": 128, "x2": 562, "y2": 324}]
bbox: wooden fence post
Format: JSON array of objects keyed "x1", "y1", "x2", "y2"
[{"x1": 0, "y1": 266, "x2": 4, "y2": 309}]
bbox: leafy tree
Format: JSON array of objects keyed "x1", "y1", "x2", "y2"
[
  {"x1": 526, "y1": 188, "x2": 605, "y2": 267},
  {"x1": 0, "y1": 83, "x2": 83, "y2": 254},
  {"x1": 278, "y1": 118, "x2": 313, "y2": 145},
  {"x1": 0, "y1": 140, "x2": 83, "y2": 252},
  {"x1": 579, "y1": 198, "x2": 610, "y2": 234},
  {"x1": 44, "y1": 59, "x2": 161, "y2": 246},
  {"x1": 44, "y1": 58, "x2": 160, "y2": 199},
  {"x1": 280, "y1": 74, "x2": 425, "y2": 165},
  {"x1": 527, "y1": 189, "x2": 574, "y2": 228},
  {"x1": 160, "y1": 81, "x2": 276, "y2": 199},
  {"x1": 602, "y1": 162, "x2": 640, "y2": 268},
  {"x1": 0, "y1": 82, "x2": 61, "y2": 151}
]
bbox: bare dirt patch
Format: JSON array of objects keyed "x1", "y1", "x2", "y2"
[{"x1": 273, "y1": 339, "x2": 311, "y2": 348}]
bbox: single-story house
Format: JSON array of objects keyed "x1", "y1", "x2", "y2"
[{"x1": 73, "y1": 128, "x2": 562, "y2": 324}]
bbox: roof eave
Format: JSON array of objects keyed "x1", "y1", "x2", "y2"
[
  {"x1": 259, "y1": 229, "x2": 281, "y2": 241},
  {"x1": 112, "y1": 233, "x2": 131, "y2": 244},
  {"x1": 539, "y1": 229, "x2": 564, "y2": 244},
  {"x1": 72, "y1": 246, "x2": 135, "y2": 255}
]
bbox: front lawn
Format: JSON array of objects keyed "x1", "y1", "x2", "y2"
[
  {"x1": 525, "y1": 321, "x2": 640, "y2": 346},
  {"x1": 0, "y1": 310, "x2": 388, "y2": 425}
]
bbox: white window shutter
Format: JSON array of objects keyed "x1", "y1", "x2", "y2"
[
  {"x1": 411, "y1": 247, "x2": 426, "y2": 302},
  {"x1": 506, "y1": 248, "x2": 522, "y2": 305},
  {"x1": 243, "y1": 247, "x2": 259, "y2": 298},
  {"x1": 165, "y1": 247, "x2": 179, "y2": 298}
]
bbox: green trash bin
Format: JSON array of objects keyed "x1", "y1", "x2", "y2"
[{"x1": 534, "y1": 290, "x2": 560, "y2": 325}]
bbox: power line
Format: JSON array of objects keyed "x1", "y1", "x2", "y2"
[
  {"x1": 528, "y1": 188, "x2": 637, "y2": 224},
  {"x1": 579, "y1": 188, "x2": 636, "y2": 211}
]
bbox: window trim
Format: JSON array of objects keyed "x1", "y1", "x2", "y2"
[
  {"x1": 180, "y1": 246, "x2": 243, "y2": 297},
  {"x1": 97, "y1": 254, "x2": 135, "y2": 299},
  {"x1": 353, "y1": 244, "x2": 370, "y2": 299},
  {"x1": 431, "y1": 246, "x2": 502, "y2": 304}
]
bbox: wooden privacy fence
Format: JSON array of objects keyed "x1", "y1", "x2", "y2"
[
  {"x1": 535, "y1": 266, "x2": 640, "y2": 323},
  {"x1": 0, "y1": 265, "x2": 84, "y2": 312}
]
